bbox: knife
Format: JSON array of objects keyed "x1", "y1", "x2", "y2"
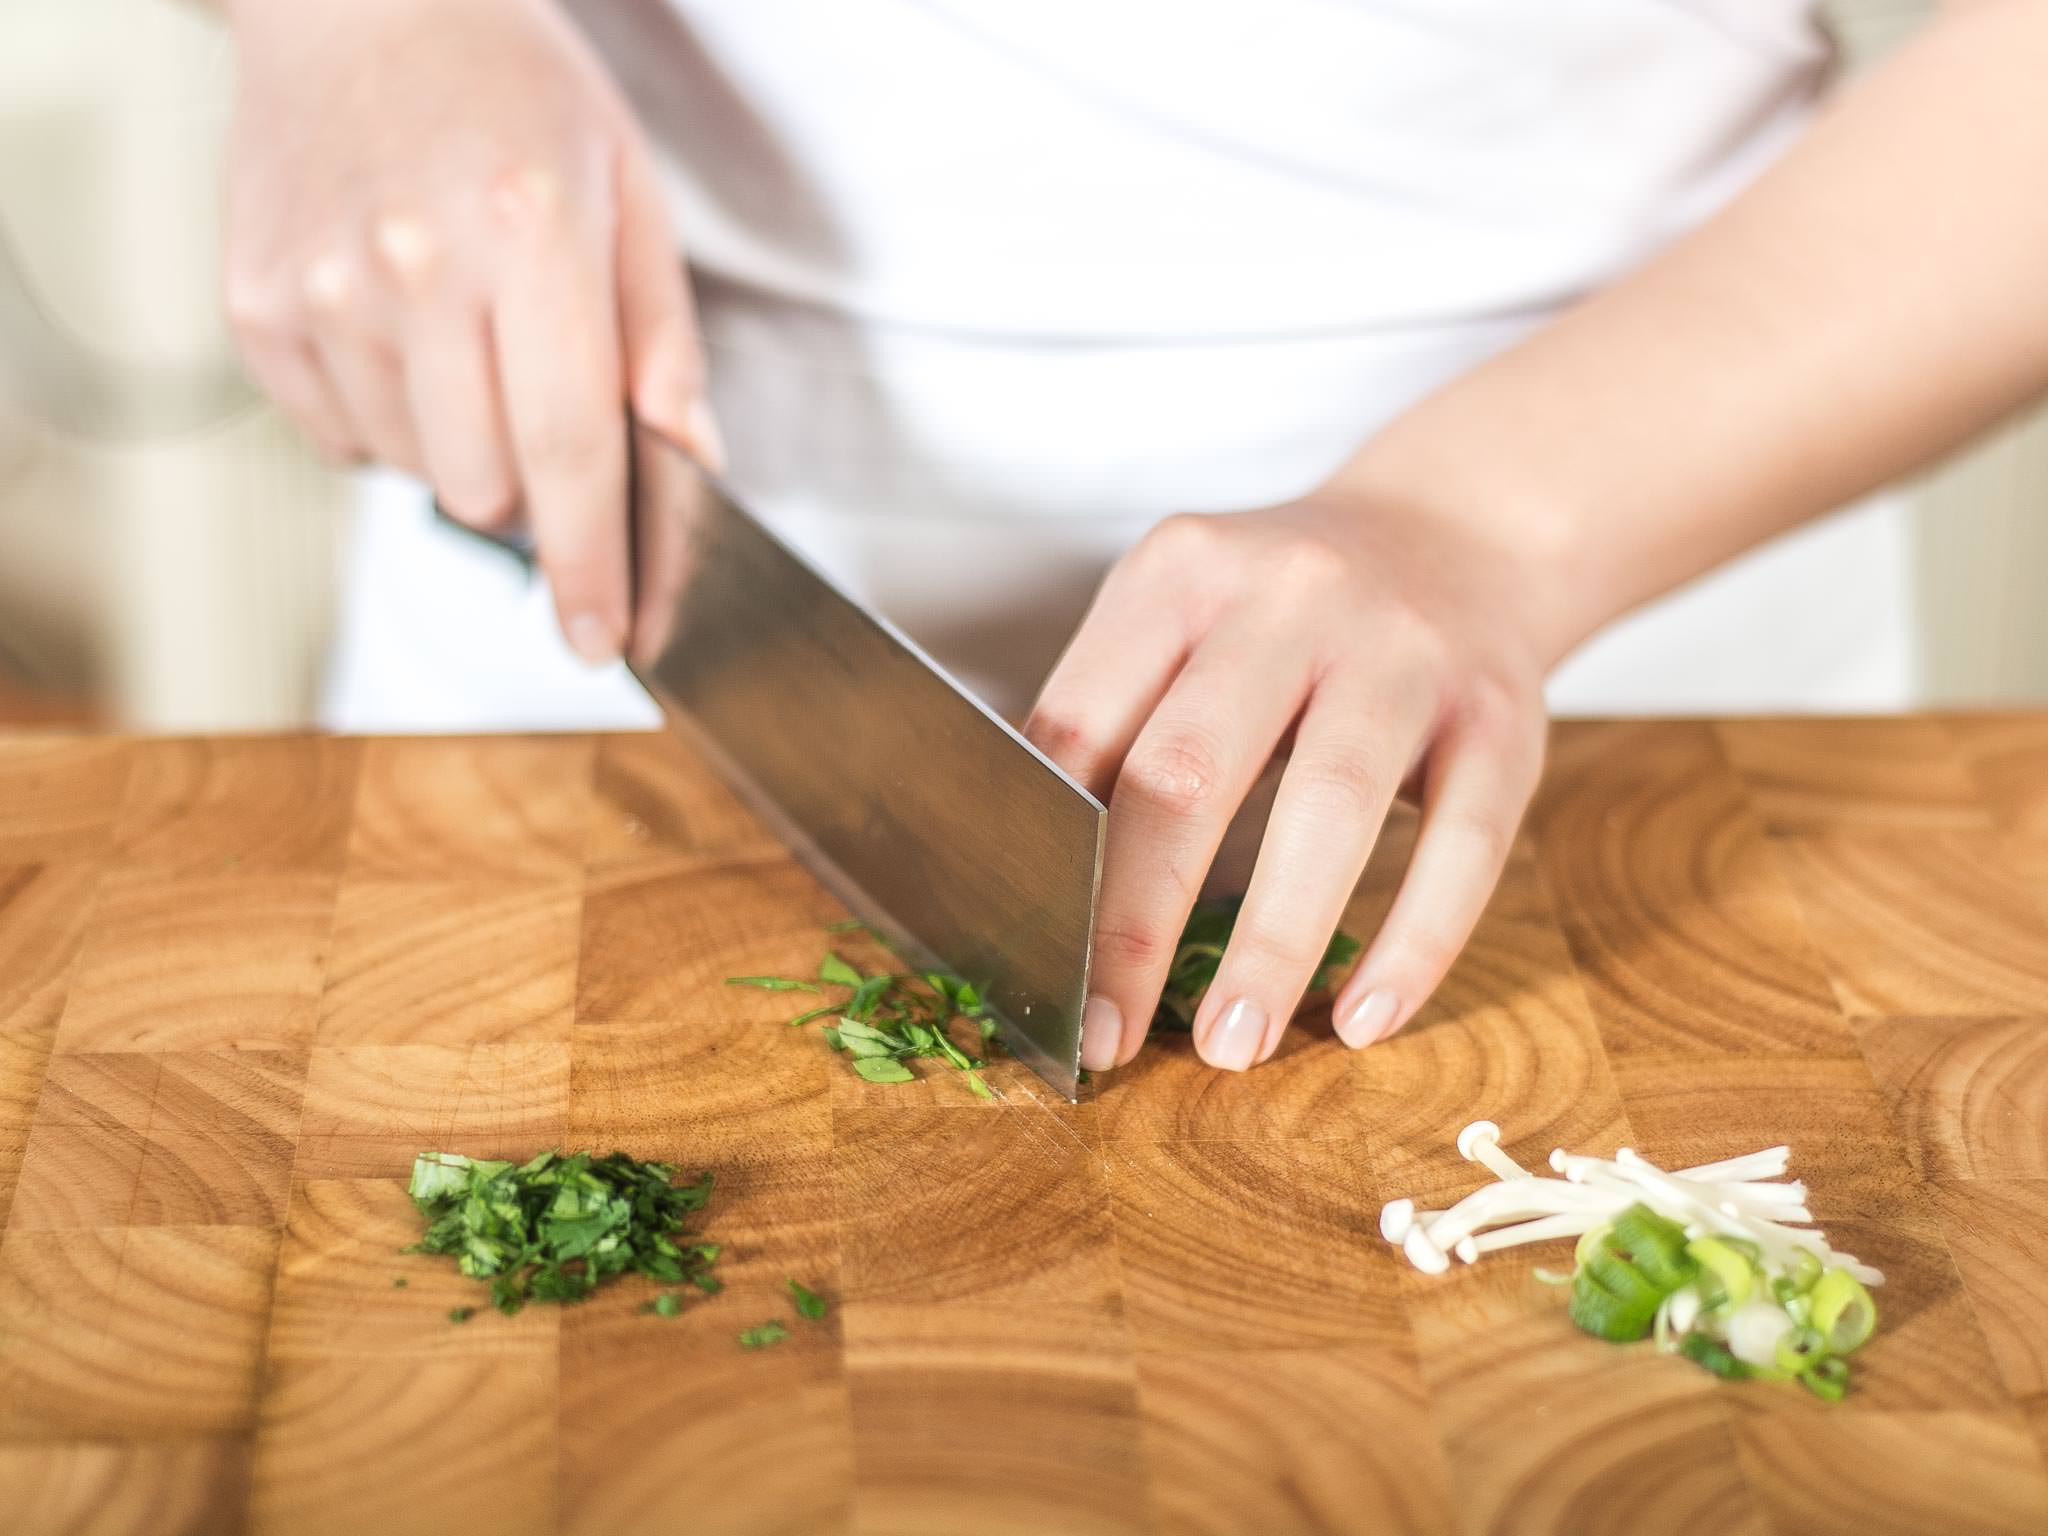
[{"x1": 437, "y1": 424, "x2": 1105, "y2": 1098}]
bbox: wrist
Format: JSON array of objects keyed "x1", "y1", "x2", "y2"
[{"x1": 1321, "y1": 445, "x2": 1601, "y2": 675}]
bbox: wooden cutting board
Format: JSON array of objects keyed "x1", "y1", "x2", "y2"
[{"x1": 1, "y1": 718, "x2": 2046, "y2": 1536}]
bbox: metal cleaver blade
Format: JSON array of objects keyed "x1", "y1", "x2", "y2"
[{"x1": 629, "y1": 430, "x2": 1105, "y2": 1099}]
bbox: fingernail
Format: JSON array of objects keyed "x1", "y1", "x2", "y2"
[
  {"x1": 682, "y1": 399, "x2": 728, "y2": 476},
  {"x1": 1199, "y1": 998, "x2": 1266, "y2": 1072},
  {"x1": 566, "y1": 614, "x2": 618, "y2": 666},
  {"x1": 1337, "y1": 989, "x2": 1399, "y2": 1049},
  {"x1": 1079, "y1": 995, "x2": 1122, "y2": 1072}
]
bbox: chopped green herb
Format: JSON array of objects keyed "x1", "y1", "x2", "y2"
[
  {"x1": 403, "y1": 1149, "x2": 720, "y2": 1318},
  {"x1": 448, "y1": 1306, "x2": 475, "y2": 1324},
  {"x1": 692, "y1": 1271, "x2": 724, "y2": 1295},
  {"x1": 726, "y1": 976, "x2": 820, "y2": 993},
  {"x1": 818, "y1": 951, "x2": 864, "y2": 988},
  {"x1": 738, "y1": 1321, "x2": 790, "y2": 1350},
  {"x1": 1152, "y1": 898, "x2": 1361, "y2": 1032},
  {"x1": 788, "y1": 1279, "x2": 828, "y2": 1321},
  {"x1": 740, "y1": 930, "x2": 1009, "y2": 1097},
  {"x1": 392, "y1": 1276, "x2": 408, "y2": 1288},
  {"x1": 853, "y1": 1056, "x2": 916, "y2": 1084},
  {"x1": 642, "y1": 1292, "x2": 683, "y2": 1318}
]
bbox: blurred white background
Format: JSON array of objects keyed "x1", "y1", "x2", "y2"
[{"x1": 2, "y1": 0, "x2": 2044, "y2": 731}]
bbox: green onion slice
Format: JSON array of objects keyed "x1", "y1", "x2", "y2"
[
  {"x1": 1803, "y1": 1354, "x2": 1850, "y2": 1402},
  {"x1": 1774, "y1": 1324, "x2": 1827, "y2": 1376},
  {"x1": 1785, "y1": 1249, "x2": 1823, "y2": 1295},
  {"x1": 1574, "y1": 1223, "x2": 1611, "y2": 1268},
  {"x1": 1571, "y1": 1260, "x2": 1663, "y2": 1342},
  {"x1": 1687, "y1": 1237, "x2": 1756, "y2": 1311},
  {"x1": 1610, "y1": 1204, "x2": 1698, "y2": 1293},
  {"x1": 1679, "y1": 1330, "x2": 1748, "y2": 1380},
  {"x1": 1808, "y1": 1268, "x2": 1876, "y2": 1354}
]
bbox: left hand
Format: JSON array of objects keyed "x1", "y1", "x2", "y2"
[{"x1": 1024, "y1": 489, "x2": 1554, "y2": 1072}]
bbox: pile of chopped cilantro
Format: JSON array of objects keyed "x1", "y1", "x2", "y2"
[{"x1": 404, "y1": 1149, "x2": 720, "y2": 1317}]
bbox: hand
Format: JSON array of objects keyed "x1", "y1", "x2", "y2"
[
  {"x1": 221, "y1": 0, "x2": 721, "y2": 663},
  {"x1": 1025, "y1": 492, "x2": 1553, "y2": 1072}
]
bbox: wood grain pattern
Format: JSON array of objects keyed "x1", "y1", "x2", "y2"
[{"x1": 0, "y1": 719, "x2": 2043, "y2": 1534}]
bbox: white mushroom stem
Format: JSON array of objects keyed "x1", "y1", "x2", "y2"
[
  {"x1": 1457, "y1": 1120, "x2": 1531, "y2": 1183},
  {"x1": 1453, "y1": 1209, "x2": 1602, "y2": 1263},
  {"x1": 1421, "y1": 1179, "x2": 1617, "y2": 1251},
  {"x1": 1681, "y1": 1146, "x2": 1791, "y2": 1183},
  {"x1": 1403, "y1": 1225, "x2": 1450, "y2": 1275}
]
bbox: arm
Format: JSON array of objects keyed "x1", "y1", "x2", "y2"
[
  {"x1": 1345, "y1": 0, "x2": 2048, "y2": 663},
  {"x1": 1031, "y1": 0, "x2": 2048, "y2": 1072}
]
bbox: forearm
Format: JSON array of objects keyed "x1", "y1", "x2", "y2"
[{"x1": 1335, "y1": 0, "x2": 2048, "y2": 666}]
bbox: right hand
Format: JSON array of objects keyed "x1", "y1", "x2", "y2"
[{"x1": 222, "y1": 0, "x2": 722, "y2": 664}]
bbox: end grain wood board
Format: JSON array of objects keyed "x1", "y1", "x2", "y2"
[{"x1": 1, "y1": 719, "x2": 2046, "y2": 1536}]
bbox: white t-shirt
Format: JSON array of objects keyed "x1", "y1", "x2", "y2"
[{"x1": 329, "y1": 0, "x2": 1912, "y2": 730}]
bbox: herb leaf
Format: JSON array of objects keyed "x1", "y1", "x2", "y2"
[
  {"x1": 787, "y1": 1279, "x2": 828, "y2": 1321},
  {"x1": 853, "y1": 1056, "x2": 916, "y2": 1084},
  {"x1": 748, "y1": 930, "x2": 1016, "y2": 1098},
  {"x1": 818, "y1": 951, "x2": 864, "y2": 988},
  {"x1": 642, "y1": 1292, "x2": 683, "y2": 1318},
  {"x1": 738, "y1": 1320, "x2": 790, "y2": 1350},
  {"x1": 726, "y1": 976, "x2": 820, "y2": 993}
]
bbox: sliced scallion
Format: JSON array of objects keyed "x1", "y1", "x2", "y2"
[
  {"x1": 1808, "y1": 1268, "x2": 1876, "y2": 1353},
  {"x1": 1773, "y1": 1324, "x2": 1827, "y2": 1377},
  {"x1": 1687, "y1": 1236, "x2": 1756, "y2": 1311},
  {"x1": 1803, "y1": 1354, "x2": 1851, "y2": 1402},
  {"x1": 1679, "y1": 1330, "x2": 1747, "y2": 1380}
]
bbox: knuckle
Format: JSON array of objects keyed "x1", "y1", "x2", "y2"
[
  {"x1": 373, "y1": 213, "x2": 441, "y2": 288},
  {"x1": 1286, "y1": 750, "x2": 1386, "y2": 824},
  {"x1": 1121, "y1": 730, "x2": 1226, "y2": 817},
  {"x1": 223, "y1": 272, "x2": 290, "y2": 337},
  {"x1": 1271, "y1": 534, "x2": 1349, "y2": 593},
  {"x1": 1025, "y1": 710, "x2": 1099, "y2": 767},
  {"x1": 492, "y1": 161, "x2": 586, "y2": 230},
  {"x1": 1435, "y1": 806, "x2": 1515, "y2": 870},
  {"x1": 1093, "y1": 916, "x2": 1167, "y2": 971},
  {"x1": 1231, "y1": 918, "x2": 1327, "y2": 976},
  {"x1": 519, "y1": 413, "x2": 616, "y2": 476},
  {"x1": 438, "y1": 483, "x2": 520, "y2": 532},
  {"x1": 1142, "y1": 512, "x2": 1216, "y2": 565},
  {"x1": 300, "y1": 250, "x2": 357, "y2": 313}
]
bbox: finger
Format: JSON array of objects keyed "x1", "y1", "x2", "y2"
[
  {"x1": 492, "y1": 164, "x2": 630, "y2": 665},
  {"x1": 1193, "y1": 671, "x2": 1435, "y2": 1070},
  {"x1": 376, "y1": 216, "x2": 520, "y2": 529},
  {"x1": 1085, "y1": 622, "x2": 1313, "y2": 1072},
  {"x1": 1023, "y1": 516, "x2": 1210, "y2": 798},
  {"x1": 1330, "y1": 700, "x2": 1544, "y2": 1048},
  {"x1": 234, "y1": 334, "x2": 358, "y2": 463},
  {"x1": 615, "y1": 144, "x2": 724, "y2": 474},
  {"x1": 627, "y1": 418, "x2": 702, "y2": 666},
  {"x1": 302, "y1": 251, "x2": 422, "y2": 474},
  {"x1": 401, "y1": 308, "x2": 520, "y2": 530}
]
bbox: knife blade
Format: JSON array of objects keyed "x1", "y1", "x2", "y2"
[{"x1": 437, "y1": 425, "x2": 1106, "y2": 1098}]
